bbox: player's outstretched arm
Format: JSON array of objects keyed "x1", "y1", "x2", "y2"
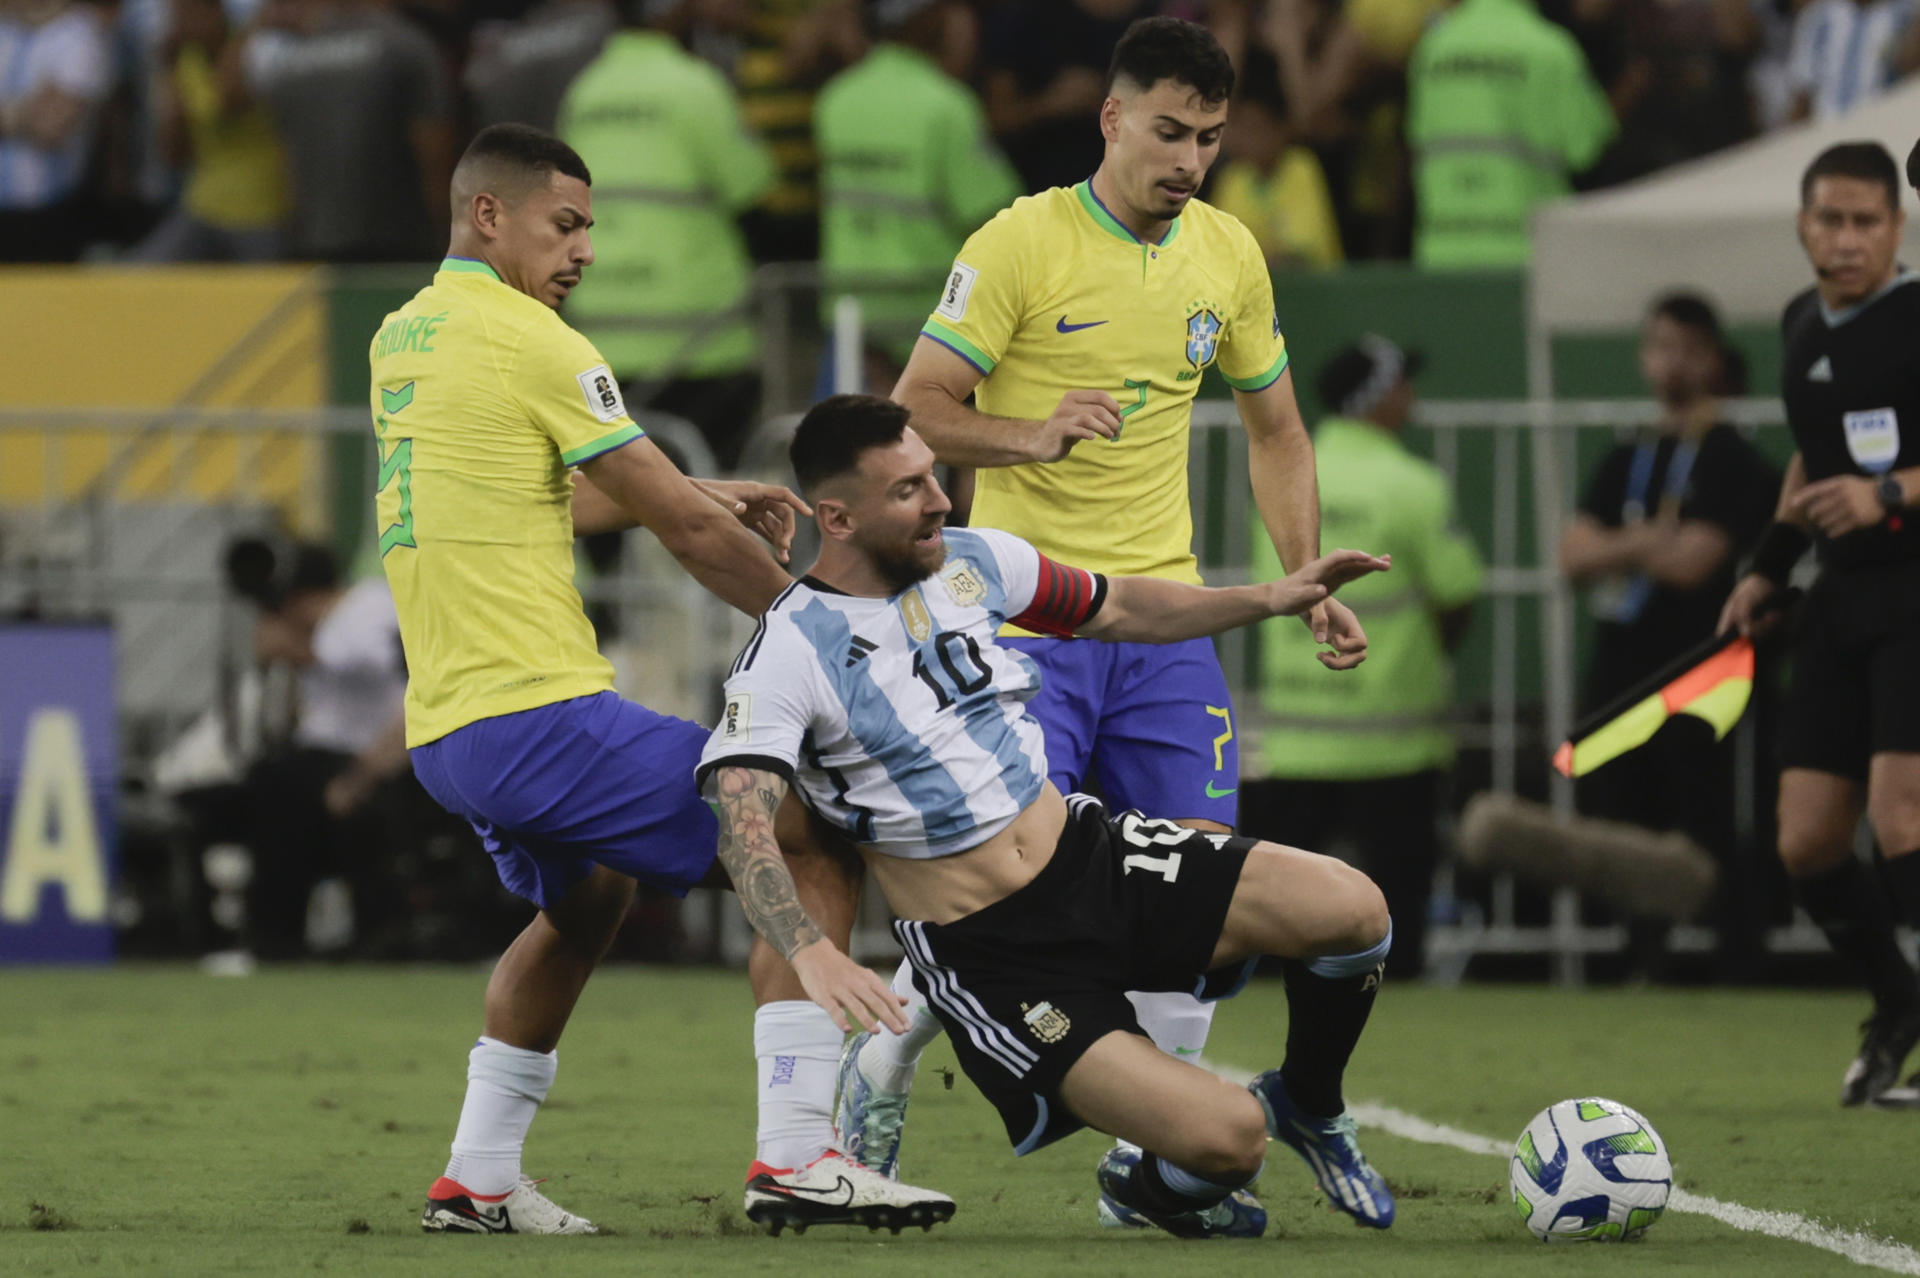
[
  {"x1": 1078, "y1": 549, "x2": 1391, "y2": 645},
  {"x1": 572, "y1": 472, "x2": 810, "y2": 562},
  {"x1": 894, "y1": 337, "x2": 1120, "y2": 466},
  {"x1": 580, "y1": 439, "x2": 795, "y2": 616},
  {"x1": 705, "y1": 765, "x2": 910, "y2": 1035},
  {"x1": 1237, "y1": 374, "x2": 1369, "y2": 669}
]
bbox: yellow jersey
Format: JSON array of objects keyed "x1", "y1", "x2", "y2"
[
  {"x1": 369, "y1": 257, "x2": 645, "y2": 747},
  {"x1": 921, "y1": 181, "x2": 1288, "y2": 586}
]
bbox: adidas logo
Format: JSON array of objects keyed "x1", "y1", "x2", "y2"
[
  {"x1": 845, "y1": 636, "x2": 878, "y2": 667},
  {"x1": 1809, "y1": 355, "x2": 1833, "y2": 383}
]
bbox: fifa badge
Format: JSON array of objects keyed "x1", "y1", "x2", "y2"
[
  {"x1": 900, "y1": 588, "x2": 934, "y2": 643},
  {"x1": 1021, "y1": 1001, "x2": 1071, "y2": 1045}
]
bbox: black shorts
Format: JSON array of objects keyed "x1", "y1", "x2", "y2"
[
  {"x1": 1780, "y1": 564, "x2": 1920, "y2": 781},
  {"x1": 893, "y1": 794, "x2": 1255, "y2": 1155}
]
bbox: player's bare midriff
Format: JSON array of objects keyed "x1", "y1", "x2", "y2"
[{"x1": 862, "y1": 783, "x2": 1069, "y2": 925}]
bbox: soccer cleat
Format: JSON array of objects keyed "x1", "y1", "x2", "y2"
[
  {"x1": 834, "y1": 1031, "x2": 912, "y2": 1179},
  {"x1": 743, "y1": 1150, "x2": 955, "y2": 1236},
  {"x1": 1093, "y1": 1145, "x2": 1266, "y2": 1240},
  {"x1": 1250, "y1": 1070, "x2": 1395, "y2": 1228},
  {"x1": 1841, "y1": 1007, "x2": 1920, "y2": 1107},
  {"x1": 420, "y1": 1174, "x2": 598, "y2": 1234},
  {"x1": 1872, "y1": 1069, "x2": 1920, "y2": 1109}
]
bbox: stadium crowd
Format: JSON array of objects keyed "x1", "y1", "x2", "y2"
[{"x1": 4, "y1": 0, "x2": 1919, "y2": 269}]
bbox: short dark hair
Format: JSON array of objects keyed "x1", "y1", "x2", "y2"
[
  {"x1": 1647, "y1": 290, "x2": 1723, "y2": 343},
  {"x1": 789, "y1": 395, "x2": 912, "y2": 496},
  {"x1": 458, "y1": 123, "x2": 592, "y2": 189},
  {"x1": 1907, "y1": 135, "x2": 1919, "y2": 192},
  {"x1": 1108, "y1": 16, "x2": 1234, "y2": 105},
  {"x1": 1800, "y1": 141, "x2": 1899, "y2": 211}
]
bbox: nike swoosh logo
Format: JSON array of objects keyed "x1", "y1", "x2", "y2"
[
  {"x1": 1172, "y1": 1046, "x2": 1203, "y2": 1057},
  {"x1": 1205, "y1": 782, "x2": 1237, "y2": 798},
  {"x1": 1056, "y1": 316, "x2": 1108, "y2": 333},
  {"x1": 771, "y1": 1175, "x2": 856, "y2": 1207}
]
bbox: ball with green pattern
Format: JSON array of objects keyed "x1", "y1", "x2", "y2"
[{"x1": 1509, "y1": 1096, "x2": 1672, "y2": 1242}]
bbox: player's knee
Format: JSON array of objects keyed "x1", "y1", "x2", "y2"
[
  {"x1": 1183, "y1": 1101, "x2": 1269, "y2": 1181},
  {"x1": 1777, "y1": 821, "x2": 1852, "y2": 877},
  {"x1": 1867, "y1": 798, "x2": 1920, "y2": 856},
  {"x1": 1314, "y1": 861, "x2": 1389, "y2": 958}
]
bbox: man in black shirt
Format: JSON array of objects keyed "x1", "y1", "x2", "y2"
[
  {"x1": 1721, "y1": 142, "x2": 1920, "y2": 1108},
  {"x1": 1561, "y1": 293, "x2": 1778, "y2": 964}
]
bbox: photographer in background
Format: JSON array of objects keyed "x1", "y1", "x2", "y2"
[{"x1": 225, "y1": 536, "x2": 411, "y2": 958}]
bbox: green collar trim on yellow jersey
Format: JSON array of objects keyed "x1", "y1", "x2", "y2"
[
  {"x1": 440, "y1": 256, "x2": 502, "y2": 281},
  {"x1": 1074, "y1": 180, "x2": 1180, "y2": 249}
]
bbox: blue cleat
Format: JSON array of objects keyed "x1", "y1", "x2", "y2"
[
  {"x1": 834, "y1": 1032, "x2": 912, "y2": 1180},
  {"x1": 1094, "y1": 1145, "x2": 1267, "y2": 1240},
  {"x1": 1250, "y1": 1069, "x2": 1395, "y2": 1228}
]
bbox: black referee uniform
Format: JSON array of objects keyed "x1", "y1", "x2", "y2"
[
  {"x1": 1777, "y1": 271, "x2": 1920, "y2": 779},
  {"x1": 1770, "y1": 268, "x2": 1920, "y2": 1105}
]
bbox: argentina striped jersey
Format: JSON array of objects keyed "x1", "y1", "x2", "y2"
[{"x1": 697, "y1": 527, "x2": 1103, "y2": 859}]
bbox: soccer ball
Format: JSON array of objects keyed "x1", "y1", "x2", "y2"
[{"x1": 1509, "y1": 1097, "x2": 1672, "y2": 1242}]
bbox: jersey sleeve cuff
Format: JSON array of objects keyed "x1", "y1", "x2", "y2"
[
  {"x1": 695, "y1": 754, "x2": 797, "y2": 793},
  {"x1": 560, "y1": 422, "x2": 645, "y2": 467},
  {"x1": 1222, "y1": 350, "x2": 1290, "y2": 393},
  {"x1": 921, "y1": 321, "x2": 997, "y2": 375}
]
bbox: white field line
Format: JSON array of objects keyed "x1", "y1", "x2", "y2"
[{"x1": 1208, "y1": 1061, "x2": 1920, "y2": 1275}]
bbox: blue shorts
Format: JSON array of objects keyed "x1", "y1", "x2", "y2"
[
  {"x1": 409, "y1": 692, "x2": 717, "y2": 912},
  {"x1": 1002, "y1": 635, "x2": 1239, "y2": 826}
]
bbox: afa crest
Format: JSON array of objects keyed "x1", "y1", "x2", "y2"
[
  {"x1": 1021, "y1": 1000, "x2": 1071, "y2": 1045},
  {"x1": 940, "y1": 560, "x2": 987, "y2": 608},
  {"x1": 1185, "y1": 308, "x2": 1222, "y2": 369}
]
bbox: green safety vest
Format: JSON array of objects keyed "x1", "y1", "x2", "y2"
[
  {"x1": 814, "y1": 45, "x2": 1021, "y2": 362},
  {"x1": 558, "y1": 31, "x2": 774, "y2": 380},
  {"x1": 1252, "y1": 418, "x2": 1485, "y2": 779},
  {"x1": 1405, "y1": 0, "x2": 1615, "y2": 268}
]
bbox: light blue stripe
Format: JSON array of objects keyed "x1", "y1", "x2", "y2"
[
  {"x1": 1305, "y1": 919, "x2": 1393, "y2": 979},
  {"x1": 1013, "y1": 1093, "x2": 1051, "y2": 1155},
  {"x1": 928, "y1": 530, "x2": 1043, "y2": 812},
  {"x1": 791, "y1": 598, "x2": 978, "y2": 846}
]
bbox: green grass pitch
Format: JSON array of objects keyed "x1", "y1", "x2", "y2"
[{"x1": 3, "y1": 966, "x2": 1916, "y2": 1276}]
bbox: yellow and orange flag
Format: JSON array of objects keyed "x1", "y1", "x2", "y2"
[{"x1": 1552, "y1": 636, "x2": 1757, "y2": 779}]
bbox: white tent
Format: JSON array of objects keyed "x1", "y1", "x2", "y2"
[{"x1": 1531, "y1": 78, "x2": 1920, "y2": 363}]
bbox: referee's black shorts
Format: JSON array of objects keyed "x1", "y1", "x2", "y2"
[{"x1": 1780, "y1": 563, "x2": 1920, "y2": 781}]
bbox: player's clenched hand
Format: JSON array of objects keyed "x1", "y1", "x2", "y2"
[
  {"x1": 1033, "y1": 390, "x2": 1123, "y2": 462},
  {"x1": 694, "y1": 479, "x2": 812, "y2": 564},
  {"x1": 789, "y1": 939, "x2": 911, "y2": 1035},
  {"x1": 1789, "y1": 475, "x2": 1882, "y2": 538}
]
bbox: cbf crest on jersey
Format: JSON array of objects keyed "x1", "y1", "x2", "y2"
[
  {"x1": 1186, "y1": 306, "x2": 1222, "y2": 369},
  {"x1": 939, "y1": 559, "x2": 987, "y2": 608}
]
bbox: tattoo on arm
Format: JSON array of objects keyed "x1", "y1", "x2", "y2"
[{"x1": 708, "y1": 766, "x2": 822, "y2": 961}]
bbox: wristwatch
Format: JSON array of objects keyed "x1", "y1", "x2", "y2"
[{"x1": 1877, "y1": 474, "x2": 1906, "y2": 513}]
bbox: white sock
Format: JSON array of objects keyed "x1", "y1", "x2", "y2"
[
  {"x1": 1128, "y1": 990, "x2": 1217, "y2": 1061},
  {"x1": 858, "y1": 960, "x2": 943, "y2": 1093},
  {"x1": 754, "y1": 1001, "x2": 844, "y2": 1171},
  {"x1": 443, "y1": 1036, "x2": 557, "y2": 1197}
]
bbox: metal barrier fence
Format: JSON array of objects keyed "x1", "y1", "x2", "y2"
[{"x1": 0, "y1": 398, "x2": 1821, "y2": 977}]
